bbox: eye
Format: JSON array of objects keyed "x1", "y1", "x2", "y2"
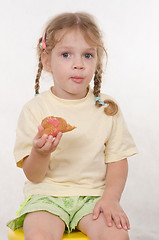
[
  {"x1": 84, "y1": 53, "x2": 93, "y2": 59},
  {"x1": 62, "y1": 52, "x2": 71, "y2": 58}
]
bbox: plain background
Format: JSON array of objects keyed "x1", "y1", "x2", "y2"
[{"x1": 0, "y1": 0, "x2": 159, "y2": 239}]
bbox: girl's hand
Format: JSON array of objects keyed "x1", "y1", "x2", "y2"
[
  {"x1": 33, "y1": 125, "x2": 63, "y2": 155},
  {"x1": 92, "y1": 197, "x2": 130, "y2": 231}
]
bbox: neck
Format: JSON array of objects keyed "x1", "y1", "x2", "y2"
[{"x1": 51, "y1": 86, "x2": 89, "y2": 100}]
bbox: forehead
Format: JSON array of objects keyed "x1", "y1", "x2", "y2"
[{"x1": 55, "y1": 28, "x2": 96, "y2": 49}]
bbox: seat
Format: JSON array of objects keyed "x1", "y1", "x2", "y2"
[{"x1": 8, "y1": 228, "x2": 89, "y2": 240}]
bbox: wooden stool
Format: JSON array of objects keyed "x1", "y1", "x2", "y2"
[{"x1": 8, "y1": 228, "x2": 89, "y2": 240}]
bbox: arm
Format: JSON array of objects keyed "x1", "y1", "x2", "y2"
[
  {"x1": 22, "y1": 126, "x2": 62, "y2": 183},
  {"x1": 93, "y1": 158, "x2": 130, "y2": 230},
  {"x1": 103, "y1": 158, "x2": 128, "y2": 201}
]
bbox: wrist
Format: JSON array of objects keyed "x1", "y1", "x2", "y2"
[
  {"x1": 102, "y1": 188, "x2": 121, "y2": 202},
  {"x1": 32, "y1": 146, "x2": 51, "y2": 157},
  {"x1": 23, "y1": 146, "x2": 50, "y2": 183},
  {"x1": 28, "y1": 147, "x2": 51, "y2": 167}
]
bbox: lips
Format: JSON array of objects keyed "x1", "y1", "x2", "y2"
[{"x1": 71, "y1": 76, "x2": 84, "y2": 83}]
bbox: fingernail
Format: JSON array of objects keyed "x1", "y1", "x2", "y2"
[
  {"x1": 108, "y1": 222, "x2": 112, "y2": 227},
  {"x1": 58, "y1": 132, "x2": 62, "y2": 137},
  {"x1": 43, "y1": 134, "x2": 48, "y2": 138}
]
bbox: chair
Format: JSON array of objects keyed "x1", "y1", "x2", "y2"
[{"x1": 8, "y1": 228, "x2": 89, "y2": 240}]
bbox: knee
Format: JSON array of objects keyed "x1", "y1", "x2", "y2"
[
  {"x1": 98, "y1": 229, "x2": 129, "y2": 240},
  {"x1": 120, "y1": 233, "x2": 129, "y2": 240},
  {"x1": 104, "y1": 230, "x2": 129, "y2": 240},
  {"x1": 116, "y1": 230, "x2": 129, "y2": 240},
  {"x1": 24, "y1": 230, "x2": 47, "y2": 240},
  {"x1": 24, "y1": 229, "x2": 61, "y2": 240}
]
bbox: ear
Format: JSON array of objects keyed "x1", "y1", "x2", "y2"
[{"x1": 41, "y1": 52, "x2": 52, "y2": 72}]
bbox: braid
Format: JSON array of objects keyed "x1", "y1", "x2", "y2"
[
  {"x1": 93, "y1": 64, "x2": 102, "y2": 98},
  {"x1": 34, "y1": 55, "x2": 43, "y2": 95},
  {"x1": 103, "y1": 99, "x2": 118, "y2": 116},
  {"x1": 93, "y1": 64, "x2": 118, "y2": 116}
]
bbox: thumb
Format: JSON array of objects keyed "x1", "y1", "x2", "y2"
[
  {"x1": 37, "y1": 125, "x2": 44, "y2": 137},
  {"x1": 34, "y1": 126, "x2": 45, "y2": 140},
  {"x1": 38, "y1": 125, "x2": 44, "y2": 133},
  {"x1": 92, "y1": 203, "x2": 100, "y2": 220}
]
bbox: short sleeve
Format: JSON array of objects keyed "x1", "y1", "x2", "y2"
[
  {"x1": 104, "y1": 107, "x2": 138, "y2": 163},
  {"x1": 14, "y1": 104, "x2": 40, "y2": 168}
]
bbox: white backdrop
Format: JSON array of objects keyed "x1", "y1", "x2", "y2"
[{"x1": 0, "y1": 0, "x2": 159, "y2": 239}]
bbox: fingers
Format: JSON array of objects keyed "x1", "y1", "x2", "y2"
[
  {"x1": 104, "y1": 211, "x2": 113, "y2": 227},
  {"x1": 92, "y1": 199, "x2": 130, "y2": 231},
  {"x1": 38, "y1": 125, "x2": 44, "y2": 133},
  {"x1": 120, "y1": 214, "x2": 130, "y2": 230},
  {"x1": 92, "y1": 203, "x2": 101, "y2": 220},
  {"x1": 33, "y1": 127, "x2": 63, "y2": 153},
  {"x1": 33, "y1": 125, "x2": 44, "y2": 143},
  {"x1": 111, "y1": 212, "x2": 130, "y2": 230},
  {"x1": 112, "y1": 215, "x2": 122, "y2": 229},
  {"x1": 42, "y1": 134, "x2": 54, "y2": 151},
  {"x1": 34, "y1": 133, "x2": 48, "y2": 149},
  {"x1": 41, "y1": 132, "x2": 63, "y2": 152},
  {"x1": 53, "y1": 131, "x2": 63, "y2": 147},
  {"x1": 102, "y1": 209, "x2": 130, "y2": 231}
]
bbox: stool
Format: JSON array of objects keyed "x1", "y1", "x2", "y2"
[{"x1": 8, "y1": 229, "x2": 89, "y2": 240}]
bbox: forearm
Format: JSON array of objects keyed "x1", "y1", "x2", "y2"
[
  {"x1": 22, "y1": 148, "x2": 50, "y2": 183},
  {"x1": 103, "y1": 158, "x2": 128, "y2": 201},
  {"x1": 93, "y1": 158, "x2": 130, "y2": 229},
  {"x1": 22, "y1": 128, "x2": 62, "y2": 183}
]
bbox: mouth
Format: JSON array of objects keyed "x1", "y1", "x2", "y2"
[{"x1": 71, "y1": 76, "x2": 84, "y2": 83}]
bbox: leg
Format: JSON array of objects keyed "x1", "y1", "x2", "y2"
[
  {"x1": 23, "y1": 211, "x2": 65, "y2": 240},
  {"x1": 77, "y1": 213, "x2": 129, "y2": 240}
]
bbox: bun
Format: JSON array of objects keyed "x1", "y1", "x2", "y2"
[{"x1": 40, "y1": 116, "x2": 76, "y2": 137}]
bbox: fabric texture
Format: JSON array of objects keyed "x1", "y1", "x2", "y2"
[
  {"x1": 14, "y1": 87, "x2": 137, "y2": 198},
  {"x1": 7, "y1": 195, "x2": 101, "y2": 233}
]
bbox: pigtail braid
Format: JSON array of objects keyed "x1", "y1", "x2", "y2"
[
  {"x1": 93, "y1": 64, "x2": 102, "y2": 98},
  {"x1": 93, "y1": 64, "x2": 118, "y2": 116},
  {"x1": 103, "y1": 99, "x2": 118, "y2": 116},
  {"x1": 34, "y1": 55, "x2": 43, "y2": 95}
]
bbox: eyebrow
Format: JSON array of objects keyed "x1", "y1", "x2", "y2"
[{"x1": 58, "y1": 46, "x2": 96, "y2": 52}]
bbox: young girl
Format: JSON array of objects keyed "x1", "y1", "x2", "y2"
[{"x1": 7, "y1": 12, "x2": 137, "y2": 240}]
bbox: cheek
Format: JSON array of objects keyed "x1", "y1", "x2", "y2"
[
  {"x1": 88, "y1": 62, "x2": 96, "y2": 75},
  {"x1": 51, "y1": 60, "x2": 63, "y2": 73},
  {"x1": 52, "y1": 64, "x2": 68, "y2": 81}
]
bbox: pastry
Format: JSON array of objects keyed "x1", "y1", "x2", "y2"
[{"x1": 40, "y1": 116, "x2": 76, "y2": 137}]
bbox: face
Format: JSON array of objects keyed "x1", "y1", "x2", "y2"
[{"x1": 43, "y1": 28, "x2": 98, "y2": 99}]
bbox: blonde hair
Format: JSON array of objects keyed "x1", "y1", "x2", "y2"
[{"x1": 35, "y1": 12, "x2": 118, "y2": 116}]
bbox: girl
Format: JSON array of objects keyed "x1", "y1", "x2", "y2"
[{"x1": 7, "y1": 12, "x2": 137, "y2": 240}]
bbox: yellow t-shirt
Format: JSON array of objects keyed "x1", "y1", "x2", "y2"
[{"x1": 14, "y1": 87, "x2": 137, "y2": 198}]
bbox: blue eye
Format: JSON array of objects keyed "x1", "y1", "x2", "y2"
[
  {"x1": 84, "y1": 53, "x2": 93, "y2": 59},
  {"x1": 62, "y1": 53, "x2": 70, "y2": 58}
]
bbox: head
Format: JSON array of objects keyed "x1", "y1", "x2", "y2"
[{"x1": 35, "y1": 12, "x2": 118, "y2": 115}]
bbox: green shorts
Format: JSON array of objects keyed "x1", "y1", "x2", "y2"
[{"x1": 7, "y1": 195, "x2": 101, "y2": 233}]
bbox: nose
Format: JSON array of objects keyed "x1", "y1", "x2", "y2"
[{"x1": 72, "y1": 56, "x2": 84, "y2": 70}]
